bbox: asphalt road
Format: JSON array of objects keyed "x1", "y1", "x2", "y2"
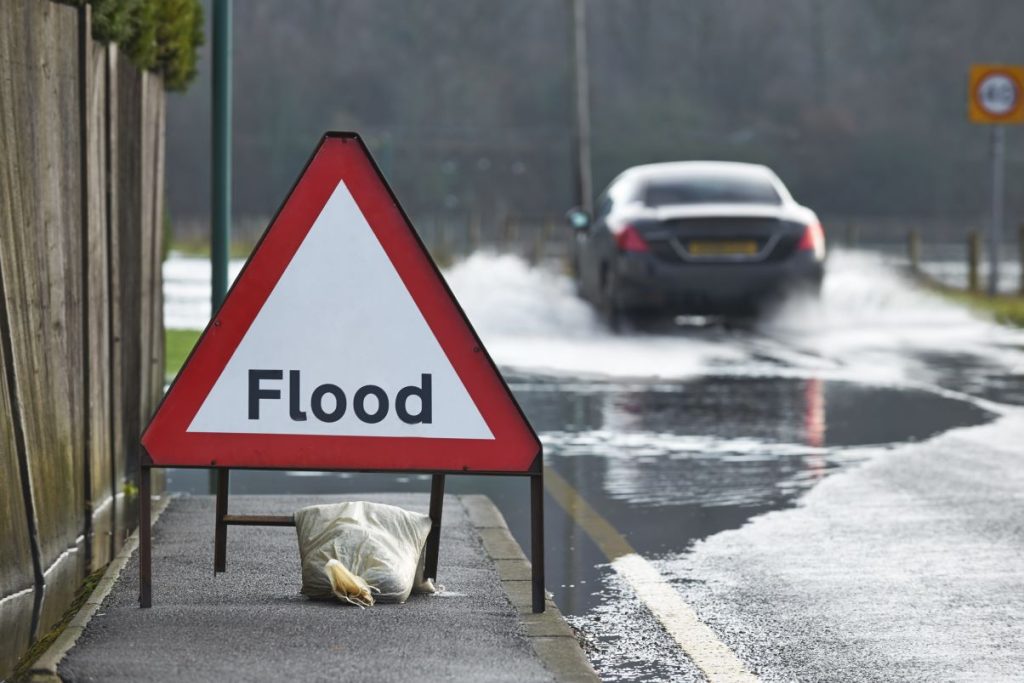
[{"x1": 162, "y1": 250, "x2": 1024, "y2": 680}]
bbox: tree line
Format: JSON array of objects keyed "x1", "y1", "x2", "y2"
[{"x1": 165, "y1": 0, "x2": 1024, "y2": 242}]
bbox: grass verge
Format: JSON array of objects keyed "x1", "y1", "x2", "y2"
[
  {"x1": 11, "y1": 567, "x2": 106, "y2": 681},
  {"x1": 166, "y1": 328, "x2": 201, "y2": 379},
  {"x1": 912, "y1": 268, "x2": 1024, "y2": 327},
  {"x1": 168, "y1": 237, "x2": 255, "y2": 259},
  {"x1": 937, "y1": 289, "x2": 1024, "y2": 327}
]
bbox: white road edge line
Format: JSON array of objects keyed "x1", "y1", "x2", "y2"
[
  {"x1": 612, "y1": 553, "x2": 758, "y2": 682},
  {"x1": 542, "y1": 466, "x2": 759, "y2": 682}
]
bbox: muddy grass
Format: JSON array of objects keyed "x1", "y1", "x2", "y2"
[{"x1": 10, "y1": 567, "x2": 106, "y2": 682}]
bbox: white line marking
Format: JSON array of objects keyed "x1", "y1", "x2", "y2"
[
  {"x1": 612, "y1": 553, "x2": 758, "y2": 682},
  {"x1": 543, "y1": 466, "x2": 759, "y2": 682}
]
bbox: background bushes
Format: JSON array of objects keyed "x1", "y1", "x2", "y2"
[{"x1": 72, "y1": 0, "x2": 204, "y2": 90}]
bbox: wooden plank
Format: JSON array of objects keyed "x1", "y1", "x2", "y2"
[
  {"x1": 116, "y1": 53, "x2": 143, "y2": 533},
  {"x1": 105, "y1": 43, "x2": 129, "y2": 554},
  {"x1": 147, "y1": 76, "x2": 167, "y2": 493},
  {"x1": 85, "y1": 21, "x2": 112, "y2": 570},
  {"x1": 137, "y1": 70, "x2": 154, "y2": 467},
  {"x1": 222, "y1": 515, "x2": 296, "y2": 527},
  {"x1": 0, "y1": 0, "x2": 86, "y2": 638},
  {"x1": 0, "y1": 212, "x2": 36, "y2": 679}
]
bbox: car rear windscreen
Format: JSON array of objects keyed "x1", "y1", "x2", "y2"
[{"x1": 643, "y1": 174, "x2": 781, "y2": 206}]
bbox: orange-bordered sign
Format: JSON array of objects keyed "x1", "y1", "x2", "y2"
[
  {"x1": 969, "y1": 64, "x2": 1024, "y2": 124},
  {"x1": 142, "y1": 133, "x2": 540, "y2": 474}
]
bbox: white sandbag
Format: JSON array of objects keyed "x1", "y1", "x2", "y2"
[{"x1": 295, "y1": 501, "x2": 434, "y2": 606}]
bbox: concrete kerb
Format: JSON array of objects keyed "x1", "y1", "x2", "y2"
[
  {"x1": 460, "y1": 494, "x2": 600, "y2": 683},
  {"x1": 26, "y1": 494, "x2": 173, "y2": 683}
]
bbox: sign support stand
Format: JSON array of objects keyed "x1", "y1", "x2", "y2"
[
  {"x1": 213, "y1": 468, "x2": 230, "y2": 573},
  {"x1": 138, "y1": 461, "x2": 545, "y2": 612},
  {"x1": 969, "y1": 64, "x2": 1023, "y2": 294},
  {"x1": 530, "y1": 468, "x2": 545, "y2": 614},
  {"x1": 423, "y1": 474, "x2": 445, "y2": 579},
  {"x1": 139, "y1": 464, "x2": 152, "y2": 608},
  {"x1": 988, "y1": 125, "x2": 1006, "y2": 295}
]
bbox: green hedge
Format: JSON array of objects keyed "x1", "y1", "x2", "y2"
[{"x1": 69, "y1": 0, "x2": 204, "y2": 91}]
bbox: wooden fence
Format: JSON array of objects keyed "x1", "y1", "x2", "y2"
[
  {"x1": 905, "y1": 225, "x2": 1024, "y2": 294},
  {"x1": 0, "y1": 0, "x2": 166, "y2": 675}
]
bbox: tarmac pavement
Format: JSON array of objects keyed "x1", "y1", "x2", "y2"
[{"x1": 58, "y1": 493, "x2": 592, "y2": 682}]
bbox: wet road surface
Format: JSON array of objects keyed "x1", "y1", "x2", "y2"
[{"x1": 165, "y1": 249, "x2": 1024, "y2": 680}]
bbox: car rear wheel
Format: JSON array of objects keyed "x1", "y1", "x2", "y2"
[{"x1": 600, "y1": 266, "x2": 623, "y2": 332}]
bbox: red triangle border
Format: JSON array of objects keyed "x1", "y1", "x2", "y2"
[{"x1": 142, "y1": 133, "x2": 541, "y2": 474}]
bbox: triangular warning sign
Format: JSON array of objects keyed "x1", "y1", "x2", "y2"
[{"x1": 142, "y1": 133, "x2": 540, "y2": 473}]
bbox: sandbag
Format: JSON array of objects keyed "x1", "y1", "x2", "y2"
[{"x1": 295, "y1": 501, "x2": 435, "y2": 606}]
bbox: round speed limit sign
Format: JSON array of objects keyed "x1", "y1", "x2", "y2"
[
  {"x1": 977, "y1": 72, "x2": 1019, "y2": 116},
  {"x1": 969, "y1": 66, "x2": 1024, "y2": 123}
]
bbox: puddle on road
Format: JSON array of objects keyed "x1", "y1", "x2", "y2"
[{"x1": 167, "y1": 373, "x2": 992, "y2": 597}]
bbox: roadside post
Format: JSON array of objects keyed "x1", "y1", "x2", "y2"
[
  {"x1": 907, "y1": 229, "x2": 920, "y2": 272},
  {"x1": 968, "y1": 64, "x2": 1024, "y2": 295},
  {"x1": 140, "y1": 133, "x2": 545, "y2": 612},
  {"x1": 210, "y1": 0, "x2": 232, "y2": 498},
  {"x1": 968, "y1": 230, "x2": 981, "y2": 293},
  {"x1": 1019, "y1": 222, "x2": 1024, "y2": 295}
]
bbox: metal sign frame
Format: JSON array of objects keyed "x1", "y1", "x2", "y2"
[{"x1": 139, "y1": 132, "x2": 545, "y2": 613}]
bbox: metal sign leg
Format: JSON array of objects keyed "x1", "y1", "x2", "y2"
[
  {"x1": 139, "y1": 465, "x2": 152, "y2": 608},
  {"x1": 424, "y1": 474, "x2": 445, "y2": 579},
  {"x1": 214, "y1": 468, "x2": 230, "y2": 573},
  {"x1": 531, "y1": 471, "x2": 545, "y2": 613}
]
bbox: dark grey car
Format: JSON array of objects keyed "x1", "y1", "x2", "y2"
[{"x1": 568, "y1": 161, "x2": 826, "y2": 328}]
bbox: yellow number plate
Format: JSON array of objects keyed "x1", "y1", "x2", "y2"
[{"x1": 687, "y1": 240, "x2": 759, "y2": 256}]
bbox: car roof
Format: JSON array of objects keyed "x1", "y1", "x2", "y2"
[
  {"x1": 621, "y1": 161, "x2": 776, "y2": 180},
  {"x1": 605, "y1": 161, "x2": 792, "y2": 204}
]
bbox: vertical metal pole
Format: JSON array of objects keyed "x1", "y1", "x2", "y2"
[
  {"x1": 211, "y1": 0, "x2": 232, "y2": 496},
  {"x1": 212, "y1": 0, "x2": 232, "y2": 308},
  {"x1": 569, "y1": 0, "x2": 593, "y2": 214},
  {"x1": 139, "y1": 466, "x2": 152, "y2": 607},
  {"x1": 988, "y1": 125, "x2": 1006, "y2": 296},
  {"x1": 531, "y1": 472, "x2": 546, "y2": 614},
  {"x1": 424, "y1": 474, "x2": 445, "y2": 580},
  {"x1": 213, "y1": 468, "x2": 229, "y2": 573},
  {"x1": 1018, "y1": 223, "x2": 1024, "y2": 295}
]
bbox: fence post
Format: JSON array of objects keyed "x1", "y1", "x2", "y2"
[
  {"x1": 501, "y1": 215, "x2": 517, "y2": 252},
  {"x1": 468, "y1": 211, "x2": 481, "y2": 253},
  {"x1": 845, "y1": 222, "x2": 858, "y2": 248},
  {"x1": 968, "y1": 231, "x2": 981, "y2": 293},
  {"x1": 530, "y1": 217, "x2": 556, "y2": 265},
  {"x1": 1019, "y1": 223, "x2": 1024, "y2": 295},
  {"x1": 907, "y1": 229, "x2": 920, "y2": 273}
]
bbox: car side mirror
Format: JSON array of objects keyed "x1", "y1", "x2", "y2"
[{"x1": 565, "y1": 208, "x2": 591, "y2": 230}]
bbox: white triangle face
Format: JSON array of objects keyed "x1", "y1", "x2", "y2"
[{"x1": 188, "y1": 180, "x2": 494, "y2": 440}]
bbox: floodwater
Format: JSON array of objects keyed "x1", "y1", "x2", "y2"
[{"x1": 164, "y1": 249, "x2": 1024, "y2": 681}]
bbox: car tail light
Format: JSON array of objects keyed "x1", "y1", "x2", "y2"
[
  {"x1": 615, "y1": 224, "x2": 650, "y2": 252},
  {"x1": 797, "y1": 220, "x2": 826, "y2": 260}
]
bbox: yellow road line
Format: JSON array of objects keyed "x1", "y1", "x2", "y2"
[{"x1": 544, "y1": 465, "x2": 759, "y2": 683}]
